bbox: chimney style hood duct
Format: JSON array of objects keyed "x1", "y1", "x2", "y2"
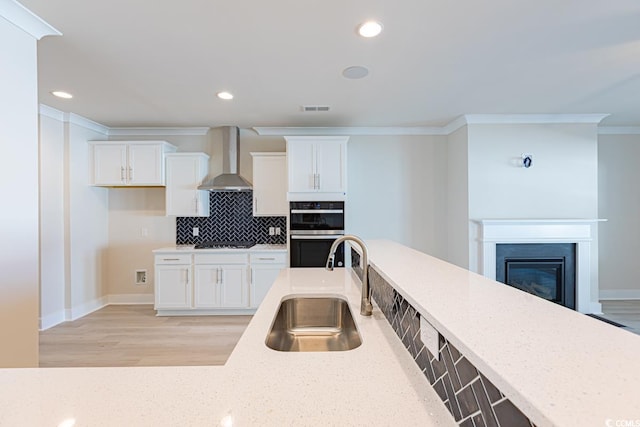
[{"x1": 198, "y1": 126, "x2": 252, "y2": 191}]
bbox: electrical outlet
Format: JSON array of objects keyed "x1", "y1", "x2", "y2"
[
  {"x1": 420, "y1": 316, "x2": 440, "y2": 361},
  {"x1": 275, "y1": 227, "x2": 281, "y2": 235},
  {"x1": 269, "y1": 227, "x2": 275, "y2": 236},
  {"x1": 193, "y1": 227, "x2": 199, "y2": 236}
]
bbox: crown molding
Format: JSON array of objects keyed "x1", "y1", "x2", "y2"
[
  {"x1": 253, "y1": 126, "x2": 448, "y2": 136},
  {"x1": 254, "y1": 115, "x2": 611, "y2": 137},
  {"x1": 38, "y1": 104, "x2": 109, "y2": 135},
  {"x1": 39, "y1": 104, "x2": 65, "y2": 122},
  {"x1": 39, "y1": 107, "x2": 619, "y2": 139},
  {"x1": 462, "y1": 113, "x2": 610, "y2": 125},
  {"x1": 442, "y1": 116, "x2": 468, "y2": 134},
  {"x1": 597, "y1": 127, "x2": 640, "y2": 135},
  {"x1": 0, "y1": 0, "x2": 61, "y2": 40},
  {"x1": 108, "y1": 127, "x2": 210, "y2": 136},
  {"x1": 67, "y1": 113, "x2": 110, "y2": 135}
]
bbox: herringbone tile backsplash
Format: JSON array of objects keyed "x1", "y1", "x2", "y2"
[
  {"x1": 352, "y1": 250, "x2": 536, "y2": 427},
  {"x1": 176, "y1": 192, "x2": 286, "y2": 245}
]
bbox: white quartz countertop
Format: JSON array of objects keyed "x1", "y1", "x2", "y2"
[
  {"x1": 153, "y1": 244, "x2": 287, "y2": 253},
  {"x1": 362, "y1": 240, "x2": 640, "y2": 427},
  {"x1": 0, "y1": 266, "x2": 455, "y2": 427}
]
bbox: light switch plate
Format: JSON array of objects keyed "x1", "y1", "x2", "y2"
[
  {"x1": 193, "y1": 227, "x2": 199, "y2": 236},
  {"x1": 420, "y1": 316, "x2": 440, "y2": 361}
]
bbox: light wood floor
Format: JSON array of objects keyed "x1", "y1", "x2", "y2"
[
  {"x1": 600, "y1": 300, "x2": 640, "y2": 335},
  {"x1": 39, "y1": 305, "x2": 252, "y2": 368}
]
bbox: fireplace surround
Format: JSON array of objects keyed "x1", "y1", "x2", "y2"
[{"x1": 475, "y1": 219, "x2": 604, "y2": 313}]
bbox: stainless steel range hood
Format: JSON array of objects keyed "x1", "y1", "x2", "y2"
[{"x1": 197, "y1": 126, "x2": 252, "y2": 191}]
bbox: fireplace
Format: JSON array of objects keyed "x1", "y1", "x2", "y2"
[
  {"x1": 496, "y1": 243, "x2": 576, "y2": 309},
  {"x1": 475, "y1": 219, "x2": 605, "y2": 314}
]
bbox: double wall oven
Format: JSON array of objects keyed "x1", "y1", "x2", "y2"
[{"x1": 289, "y1": 201, "x2": 345, "y2": 268}]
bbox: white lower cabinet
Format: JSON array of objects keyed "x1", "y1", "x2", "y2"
[
  {"x1": 193, "y1": 253, "x2": 249, "y2": 309},
  {"x1": 154, "y1": 255, "x2": 192, "y2": 309},
  {"x1": 154, "y1": 250, "x2": 285, "y2": 314},
  {"x1": 194, "y1": 264, "x2": 248, "y2": 308},
  {"x1": 249, "y1": 252, "x2": 286, "y2": 308}
]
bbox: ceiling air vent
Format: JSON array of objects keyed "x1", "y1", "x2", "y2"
[{"x1": 301, "y1": 105, "x2": 330, "y2": 112}]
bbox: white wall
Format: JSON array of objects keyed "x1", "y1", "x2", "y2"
[
  {"x1": 445, "y1": 126, "x2": 470, "y2": 268},
  {"x1": 39, "y1": 112, "x2": 66, "y2": 329},
  {"x1": 67, "y1": 120, "x2": 110, "y2": 317},
  {"x1": 598, "y1": 134, "x2": 640, "y2": 299},
  {"x1": 346, "y1": 135, "x2": 448, "y2": 258},
  {"x1": 38, "y1": 111, "x2": 110, "y2": 326},
  {"x1": 0, "y1": 17, "x2": 40, "y2": 367},
  {"x1": 467, "y1": 124, "x2": 599, "y2": 219}
]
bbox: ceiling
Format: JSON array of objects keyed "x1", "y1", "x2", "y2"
[{"x1": 20, "y1": 0, "x2": 640, "y2": 128}]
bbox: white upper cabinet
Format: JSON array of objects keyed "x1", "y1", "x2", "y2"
[
  {"x1": 90, "y1": 141, "x2": 177, "y2": 186},
  {"x1": 251, "y1": 152, "x2": 287, "y2": 216},
  {"x1": 285, "y1": 136, "x2": 348, "y2": 201},
  {"x1": 165, "y1": 153, "x2": 210, "y2": 217}
]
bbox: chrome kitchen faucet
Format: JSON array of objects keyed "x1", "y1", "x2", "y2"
[{"x1": 325, "y1": 235, "x2": 373, "y2": 316}]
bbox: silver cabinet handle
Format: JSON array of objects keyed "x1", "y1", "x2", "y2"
[
  {"x1": 317, "y1": 173, "x2": 320, "y2": 189},
  {"x1": 249, "y1": 268, "x2": 252, "y2": 285},
  {"x1": 195, "y1": 197, "x2": 199, "y2": 213},
  {"x1": 162, "y1": 258, "x2": 180, "y2": 261},
  {"x1": 185, "y1": 268, "x2": 189, "y2": 284},
  {"x1": 254, "y1": 197, "x2": 258, "y2": 213},
  {"x1": 129, "y1": 166, "x2": 133, "y2": 182},
  {"x1": 217, "y1": 268, "x2": 222, "y2": 284},
  {"x1": 120, "y1": 166, "x2": 125, "y2": 182},
  {"x1": 291, "y1": 235, "x2": 343, "y2": 240},
  {"x1": 258, "y1": 257, "x2": 276, "y2": 261},
  {"x1": 290, "y1": 209, "x2": 344, "y2": 214}
]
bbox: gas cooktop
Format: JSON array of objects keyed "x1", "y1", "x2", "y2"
[{"x1": 193, "y1": 241, "x2": 255, "y2": 249}]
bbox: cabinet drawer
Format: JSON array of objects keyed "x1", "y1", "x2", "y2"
[
  {"x1": 194, "y1": 253, "x2": 248, "y2": 265},
  {"x1": 250, "y1": 252, "x2": 287, "y2": 264},
  {"x1": 155, "y1": 254, "x2": 192, "y2": 264}
]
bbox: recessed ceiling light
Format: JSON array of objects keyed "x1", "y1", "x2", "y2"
[
  {"x1": 357, "y1": 21, "x2": 383, "y2": 38},
  {"x1": 217, "y1": 91, "x2": 234, "y2": 100},
  {"x1": 51, "y1": 91, "x2": 73, "y2": 99},
  {"x1": 342, "y1": 66, "x2": 369, "y2": 79}
]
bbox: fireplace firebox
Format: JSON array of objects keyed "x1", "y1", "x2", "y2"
[{"x1": 496, "y1": 243, "x2": 576, "y2": 309}]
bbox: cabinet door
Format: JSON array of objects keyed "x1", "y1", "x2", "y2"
[
  {"x1": 219, "y1": 265, "x2": 249, "y2": 308},
  {"x1": 155, "y1": 265, "x2": 192, "y2": 309},
  {"x1": 287, "y1": 140, "x2": 317, "y2": 192},
  {"x1": 93, "y1": 144, "x2": 127, "y2": 185},
  {"x1": 193, "y1": 265, "x2": 220, "y2": 308},
  {"x1": 316, "y1": 140, "x2": 346, "y2": 193},
  {"x1": 250, "y1": 266, "x2": 283, "y2": 308},
  {"x1": 128, "y1": 144, "x2": 164, "y2": 185},
  {"x1": 252, "y1": 154, "x2": 287, "y2": 216},
  {"x1": 166, "y1": 154, "x2": 209, "y2": 217}
]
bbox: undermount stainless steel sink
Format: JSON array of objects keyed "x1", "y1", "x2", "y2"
[{"x1": 265, "y1": 296, "x2": 362, "y2": 352}]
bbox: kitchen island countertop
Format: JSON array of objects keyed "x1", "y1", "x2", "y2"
[{"x1": 0, "y1": 252, "x2": 455, "y2": 426}]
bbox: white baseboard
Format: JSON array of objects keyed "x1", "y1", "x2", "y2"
[
  {"x1": 39, "y1": 310, "x2": 66, "y2": 331},
  {"x1": 599, "y1": 290, "x2": 640, "y2": 300},
  {"x1": 67, "y1": 296, "x2": 108, "y2": 321},
  {"x1": 107, "y1": 294, "x2": 154, "y2": 304}
]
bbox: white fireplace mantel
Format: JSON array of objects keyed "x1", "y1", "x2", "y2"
[{"x1": 475, "y1": 219, "x2": 606, "y2": 313}]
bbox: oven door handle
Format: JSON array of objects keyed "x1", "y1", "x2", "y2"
[
  {"x1": 290, "y1": 235, "x2": 344, "y2": 240},
  {"x1": 290, "y1": 209, "x2": 344, "y2": 214}
]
